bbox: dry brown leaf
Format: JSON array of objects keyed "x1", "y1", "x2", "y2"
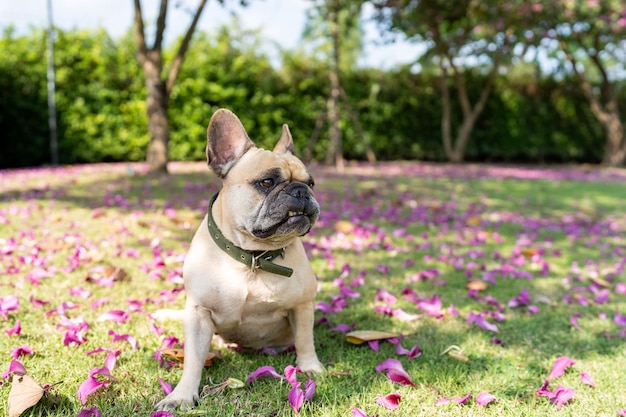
[
  {"x1": 161, "y1": 348, "x2": 218, "y2": 367},
  {"x1": 334, "y1": 220, "x2": 355, "y2": 234},
  {"x1": 440, "y1": 345, "x2": 470, "y2": 363},
  {"x1": 85, "y1": 265, "x2": 129, "y2": 283},
  {"x1": 466, "y1": 216, "x2": 481, "y2": 226},
  {"x1": 346, "y1": 330, "x2": 400, "y2": 345},
  {"x1": 466, "y1": 280, "x2": 488, "y2": 292},
  {"x1": 8, "y1": 374, "x2": 45, "y2": 417}
]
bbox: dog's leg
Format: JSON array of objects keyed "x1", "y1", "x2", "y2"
[
  {"x1": 156, "y1": 300, "x2": 214, "y2": 410},
  {"x1": 291, "y1": 301, "x2": 323, "y2": 374}
]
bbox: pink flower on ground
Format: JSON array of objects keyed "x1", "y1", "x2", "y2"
[
  {"x1": 11, "y1": 345, "x2": 33, "y2": 359},
  {"x1": 376, "y1": 393, "x2": 401, "y2": 409},
  {"x1": 1, "y1": 359, "x2": 26, "y2": 378},
  {"x1": 109, "y1": 330, "x2": 138, "y2": 351},
  {"x1": 467, "y1": 311, "x2": 499, "y2": 332},
  {"x1": 375, "y1": 358, "x2": 416, "y2": 387},
  {"x1": 580, "y1": 372, "x2": 595, "y2": 387},
  {"x1": 476, "y1": 391, "x2": 497, "y2": 406},
  {"x1": 77, "y1": 366, "x2": 115, "y2": 405},
  {"x1": 245, "y1": 365, "x2": 284, "y2": 385},
  {"x1": 549, "y1": 356, "x2": 575, "y2": 379},
  {"x1": 352, "y1": 407, "x2": 371, "y2": 417},
  {"x1": 5, "y1": 320, "x2": 21, "y2": 337},
  {"x1": 77, "y1": 408, "x2": 103, "y2": 417},
  {"x1": 0, "y1": 294, "x2": 19, "y2": 319},
  {"x1": 96, "y1": 310, "x2": 130, "y2": 324},
  {"x1": 158, "y1": 378, "x2": 173, "y2": 395}
]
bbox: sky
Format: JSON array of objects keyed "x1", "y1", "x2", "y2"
[{"x1": 0, "y1": 0, "x2": 424, "y2": 69}]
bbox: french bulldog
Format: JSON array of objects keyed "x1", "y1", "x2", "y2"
[{"x1": 156, "y1": 109, "x2": 323, "y2": 409}]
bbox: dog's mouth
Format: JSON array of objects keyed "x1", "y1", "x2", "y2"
[{"x1": 252, "y1": 209, "x2": 316, "y2": 239}]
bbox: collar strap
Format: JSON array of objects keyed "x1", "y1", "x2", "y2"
[{"x1": 207, "y1": 192, "x2": 293, "y2": 277}]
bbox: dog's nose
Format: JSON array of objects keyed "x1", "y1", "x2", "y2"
[{"x1": 284, "y1": 182, "x2": 309, "y2": 200}]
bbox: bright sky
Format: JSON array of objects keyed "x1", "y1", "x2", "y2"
[{"x1": 0, "y1": 0, "x2": 423, "y2": 69}]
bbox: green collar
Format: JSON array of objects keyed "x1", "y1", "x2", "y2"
[{"x1": 207, "y1": 192, "x2": 293, "y2": 277}]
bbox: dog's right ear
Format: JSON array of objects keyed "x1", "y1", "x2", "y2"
[{"x1": 206, "y1": 109, "x2": 255, "y2": 178}]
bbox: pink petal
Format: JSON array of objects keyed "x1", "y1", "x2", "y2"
[
  {"x1": 467, "y1": 311, "x2": 499, "y2": 333},
  {"x1": 453, "y1": 392, "x2": 471, "y2": 404},
  {"x1": 245, "y1": 365, "x2": 284, "y2": 385},
  {"x1": 288, "y1": 385, "x2": 305, "y2": 412},
  {"x1": 580, "y1": 372, "x2": 595, "y2": 387},
  {"x1": 109, "y1": 330, "x2": 138, "y2": 351},
  {"x1": 96, "y1": 310, "x2": 129, "y2": 324},
  {"x1": 303, "y1": 379, "x2": 316, "y2": 401},
  {"x1": 549, "y1": 356, "x2": 575, "y2": 379},
  {"x1": 158, "y1": 378, "x2": 173, "y2": 395},
  {"x1": 368, "y1": 340, "x2": 380, "y2": 352},
  {"x1": 5, "y1": 320, "x2": 21, "y2": 337},
  {"x1": 375, "y1": 359, "x2": 415, "y2": 386},
  {"x1": 551, "y1": 385, "x2": 575, "y2": 409},
  {"x1": 435, "y1": 397, "x2": 450, "y2": 406},
  {"x1": 376, "y1": 393, "x2": 401, "y2": 409},
  {"x1": 570, "y1": 313, "x2": 583, "y2": 330},
  {"x1": 386, "y1": 367, "x2": 417, "y2": 387},
  {"x1": 618, "y1": 409, "x2": 626, "y2": 416},
  {"x1": 352, "y1": 407, "x2": 370, "y2": 417},
  {"x1": 77, "y1": 408, "x2": 103, "y2": 417},
  {"x1": 284, "y1": 365, "x2": 300, "y2": 387},
  {"x1": 11, "y1": 345, "x2": 33, "y2": 359},
  {"x1": 1, "y1": 359, "x2": 26, "y2": 378},
  {"x1": 78, "y1": 371, "x2": 110, "y2": 404},
  {"x1": 476, "y1": 391, "x2": 497, "y2": 406},
  {"x1": 150, "y1": 412, "x2": 175, "y2": 417},
  {"x1": 375, "y1": 358, "x2": 402, "y2": 373}
]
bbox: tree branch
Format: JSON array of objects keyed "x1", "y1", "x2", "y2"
[
  {"x1": 165, "y1": 0, "x2": 207, "y2": 95},
  {"x1": 133, "y1": 0, "x2": 148, "y2": 65},
  {"x1": 153, "y1": 0, "x2": 169, "y2": 51}
]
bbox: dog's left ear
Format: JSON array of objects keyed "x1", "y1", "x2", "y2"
[
  {"x1": 206, "y1": 109, "x2": 255, "y2": 178},
  {"x1": 273, "y1": 124, "x2": 295, "y2": 155}
]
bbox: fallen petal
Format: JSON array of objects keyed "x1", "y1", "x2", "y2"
[
  {"x1": 549, "y1": 356, "x2": 575, "y2": 379},
  {"x1": 580, "y1": 372, "x2": 595, "y2": 387},
  {"x1": 551, "y1": 385, "x2": 575, "y2": 409},
  {"x1": 245, "y1": 365, "x2": 284, "y2": 385},
  {"x1": 352, "y1": 407, "x2": 371, "y2": 417},
  {"x1": 288, "y1": 385, "x2": 305, "y2": 412},
  {"x1": 376, "y1": 393, "x2": 401, "y2": 409},
  {"x1": 77, "y1": 408, "x2": 103, "y2": 417},
  {"x1": 476, "y1": 391, "x2": 496, "y2": 406}
]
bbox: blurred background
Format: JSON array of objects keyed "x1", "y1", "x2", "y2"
[{"x1": 1, "y1": 0, "x2": 625, "y2": 171}]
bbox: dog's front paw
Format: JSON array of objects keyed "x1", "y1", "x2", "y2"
[
  {"x1": 155, "y1": 390, "x2": 197, "y2": 411},
  {"x1": 297, "y1": 357, "x2": 324, "y2": 375}
]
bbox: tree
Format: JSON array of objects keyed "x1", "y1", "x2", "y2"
[
  {"x1": 371, "y1": 0, "x2": 536, "y2": 162},
  {"x1": 133, "y1": 0, "x2": 208, "y2": 174},
  {"x1": 541, "y1": 0, "x2": 626, "y2": 166},
  {"x1": 303, "y1": 0, "x2": 375, "y2": 169}
]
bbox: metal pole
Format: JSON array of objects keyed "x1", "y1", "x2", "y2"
[{"x1": 46, "y1": 0, "x2": 58, "y2": 166}]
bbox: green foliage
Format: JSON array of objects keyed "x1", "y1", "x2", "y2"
[{"x1": 0, "y1": 24, "x2": 622, "y2": 168}]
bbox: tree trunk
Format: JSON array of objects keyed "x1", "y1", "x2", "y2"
[
  {"x1": 600, "y1": 107, "x2": 626, "y2": 166},
  {"x1": 145, "y1": 59, "x2": 170, "y2": 174},
  {"x1": 325, "y1": 0, "x2": 344, "y2": 171},
  {"x1": 133, "y1": 0, "x2": 207, "y2": 175}
]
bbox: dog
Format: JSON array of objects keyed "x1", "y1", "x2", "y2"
[{"x1": 156, "y1": 109, "x2": 323, "y2": 409}]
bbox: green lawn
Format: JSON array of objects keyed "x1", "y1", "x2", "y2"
[{"x1": 1, "y1": 161, "x2": 625, "y2": 417}]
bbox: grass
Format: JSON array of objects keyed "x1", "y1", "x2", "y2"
[{"x1": 1, "y1": 161, "x2": 625, "y2": 417}]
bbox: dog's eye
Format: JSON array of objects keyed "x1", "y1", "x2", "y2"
[
  {"x1": 259, "y1": 178, "x2": 275, "y2": 189},
  {"x1": 308, "y1": 179, "x2": 315, "y2": 188}
]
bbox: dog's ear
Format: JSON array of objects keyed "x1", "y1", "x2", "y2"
[
  {"x1": 206, "y1": 109, "x2": 255, "y2": 177},
  {"x1": 273, "y1": 124, "x2": 295, "y2": 155}
]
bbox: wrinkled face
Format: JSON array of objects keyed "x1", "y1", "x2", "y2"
[{"x1": 220, "y1": 147, "x2": 319, "y2": 246}]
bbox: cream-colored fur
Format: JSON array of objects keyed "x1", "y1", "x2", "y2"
[{"x1": 156, "y1": 109, "x2": 322, "y2": 410}]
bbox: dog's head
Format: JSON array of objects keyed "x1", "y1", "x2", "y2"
[{"x1": 206, "y1": 109, "x2": 319, "y2": 248}]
